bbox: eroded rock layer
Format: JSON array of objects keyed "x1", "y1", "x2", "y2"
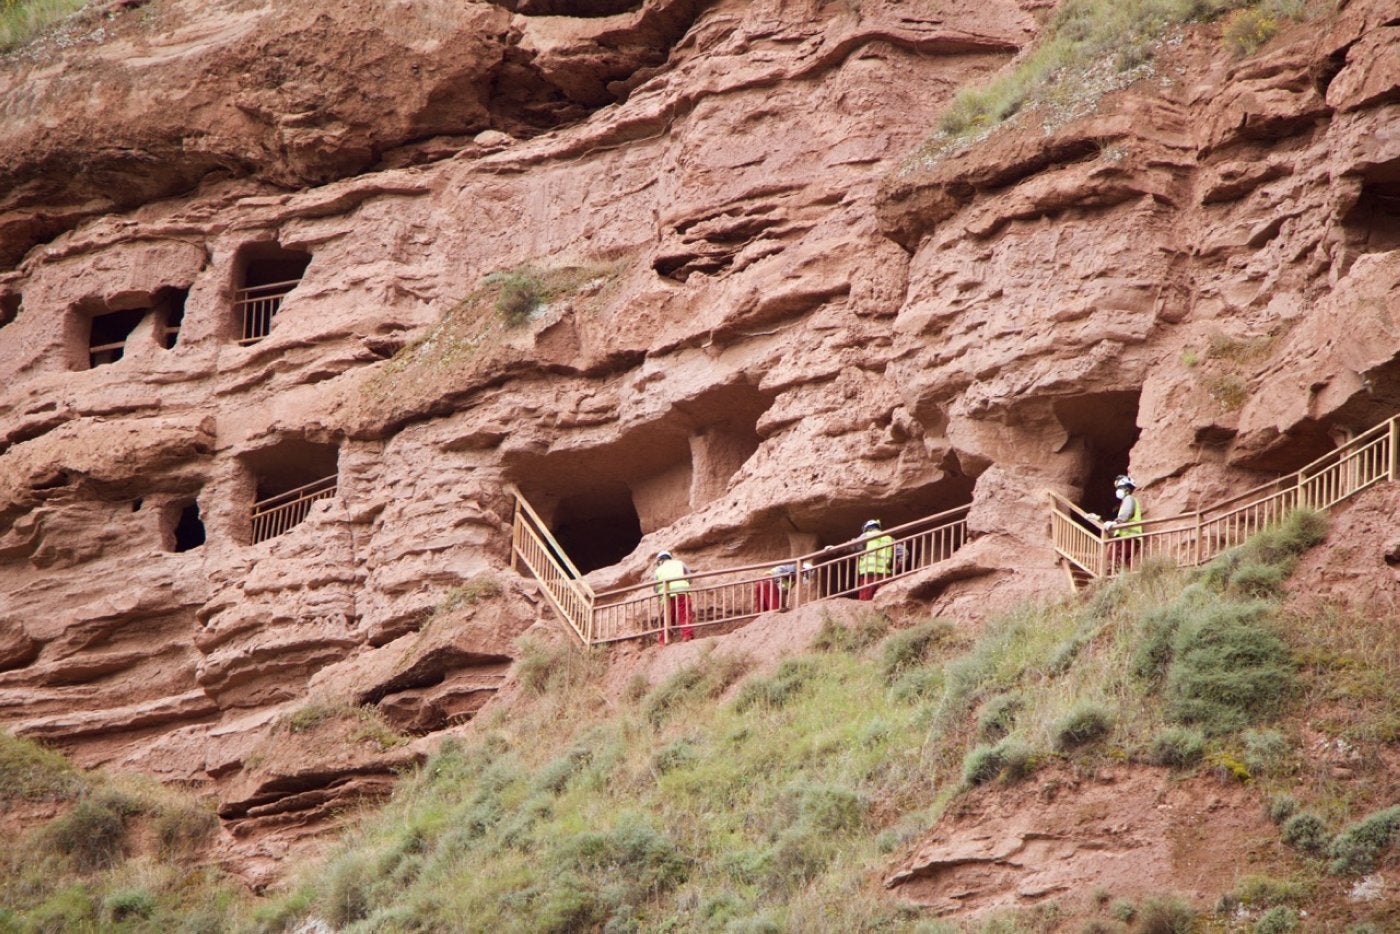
[{"x1": 0, "y1": 0, "x2": 1397, "y2": 887}]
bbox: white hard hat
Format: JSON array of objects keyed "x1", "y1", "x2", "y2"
[
  {"x1": 656, "y1": 550, "x2": 672, "y2": 561},
  {"x1": 863, "y1": 519, "x2": 881, "y2": 530}
]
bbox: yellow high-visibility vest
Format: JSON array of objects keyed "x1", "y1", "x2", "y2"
[
  {"x1": 1113, "y1": 497, "x2": 1144, "y2": 538},
  {"x1": 654, "y1": 559, "x2": 692, "y2": 595},
  {"x1": 857, "y1": 534, "x2": 895, "y2": 575}
]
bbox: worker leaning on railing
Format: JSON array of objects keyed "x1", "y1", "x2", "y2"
[
  {"x1": 1102, "y1": 475, "x2": 1144, "y2": 573},
  {"x1": 653, "y1": 550, "x2": 694, "y2": 644}
]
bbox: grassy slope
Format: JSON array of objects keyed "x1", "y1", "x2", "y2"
[
  {"x1": 0, "y1": 513, "x2": 1395, "y2": 932},
  {"x1": 0, "y1": 0, "x2": 87, "y2": 52}
]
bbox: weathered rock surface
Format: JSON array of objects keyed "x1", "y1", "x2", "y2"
[{"x1": 0, "y1": 0, "x2": 1397, "y2": 891}]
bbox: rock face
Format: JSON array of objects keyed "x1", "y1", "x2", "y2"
[{"x1": 0, "y1": 0, "x2": 1397, "y2": 887}]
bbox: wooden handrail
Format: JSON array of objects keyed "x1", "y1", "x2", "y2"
[
  {"x1": 235, "y1": 279, "x2": 304, "y2": 298},
  {"x1": 1049, "y1": 412, "x2": 1400, "y2": 587},
  {"x1": 508, "y1": 488, "x2": 594, "y2": 597},
  {"x1": 252, "y1": 474, "x2": 339, "y2": 513}
]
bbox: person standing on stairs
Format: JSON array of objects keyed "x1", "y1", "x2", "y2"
[
  {"x1": 654, "y1": 550, "x2": 695, "y2": 644},
  {"x1": 855, "y1": 519, "x2": 896, "y2": 600},
  {"x1": 1103, "y1": 475, "x2": 1144, "y2": 572}
]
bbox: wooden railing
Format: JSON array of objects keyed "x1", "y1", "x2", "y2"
[
  {"x1": 509, "y1": 490, "x2": 971, "y2": 646},
  {"x1": 88, "y1": 340, "x2": 127, "y2": 368},
  {"x1": 1050, "y1": 414, "x2": 1400, "y2": 585},
  {"x1": 250, "y1": 474, "x2": 338, "y2": 544},
  {"x1": 509, "y1": 490, "x2": 596, "y2": 644},
  {"x1": 234, "y1": 278, "x2": 302, "y2": 346}
]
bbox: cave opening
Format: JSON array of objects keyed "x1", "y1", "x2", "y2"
[
  {"x1": 233, "y1": 243, "x2": 313, "y2": 345},
  {"x1": 169, "y1": 500, "x2": 206, "y2": 553},
  {"x1": 1054, "y1": 390, "x2": 1142, "y2": 521},
  {"x1": 241, "y1": 438, "x2": 341, "y2": 544},
  {"x1": 553, "y1": 486, "x2": 644, "y2": 574},
  {"x1": 161, "y1": 287, "x2": 189, "y2": 349},
  {"x1": 0, "y1": 292, "x2": 18, "y2": 328},
  {"x1": 1343, "y1": 162, "x2": 1400, "y2": 255},
  {"x1": 87, "y1": 306, "x2": 149, "y2": 368}
]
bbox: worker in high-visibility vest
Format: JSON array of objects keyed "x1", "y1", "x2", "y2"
[
  {"x1": 754, "y1": 561, "x2": 813, "y2": 612},
  {"x1": 653, "y1": 550, "x2": 694, "y2": 643},
  {"x1": 855, "y1": 519, "x2": 895, "y2": 601},
  {"x1": 1102, "y1": 475, "x2": 1144, "y2": 572}
]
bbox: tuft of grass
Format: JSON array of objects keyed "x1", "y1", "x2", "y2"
[
  {"x1": 0, "y1": 0, "x2": 86, "y2": 52},
  {"x1": 976, "y1": 692, "x2": 1021, "y2": 740},
  {"x1": 1233, "y1": 873, "x2": 1309, "y2": 907},
  {"x1": 1327, "y1": 805, "x2": 1400, "y2": 875},
  {"x1": 516, "y1": 636, "x2": 607, "y2": 697},
  {"x1": 439, "y1": 576, "x2": 503, "y2": 613},
  {"x1": 1205, "y1": 373, "x2": 1249, "y2": 411},
  {"x1": 962, "y1": 738, "x2": 1035, "y2": 786},
  {"x1": 733, "y1": 657, "x2": 819, "y2": 712},
  {"x1": 43, "y1": 794, "x2": 137, "y2": 871},
  {"x1": 101, "y1": 887, "x2": 156, "y2": 923},
  {"x1": 1252, "y1": 905, "x2": 1300, "y2": 934},
  {"x1": 1242, "y1": 728, "x2": 1291, "y2": 777},
  {"x1": 1147, "y1": 727, "x2": 1204, "y2": 768},
  {"x1": 814, "y1": 612, "x2": 893, "y2": 655},
  {"x1": 280, "y1": 702, "x2": 407, "y2": 750},
  {"x1": 485, "y1": 262, "x2": 621, "y2": 327},
  {"x1": 1222, "y1": 0, "x2": 1304, "y2": 56},
  {"x1": 0, "y1": 732, "x2": 86, "y2": 802},
  {"x1": 644, "y1": 652, "x2": 752, "y2": 725},
  {"x1": 879, "y1": 620, "x2": 955, "y2": 680},
  {"x1": 1266, "y1": 793, "x2": 1297, "y2": 825},
  {"x1": 1052, "y1": 702, "x2": 1114, "y2": 750},
  {"x1": 1136, "y1": 894, "x2": 1197, "y2": 934}
]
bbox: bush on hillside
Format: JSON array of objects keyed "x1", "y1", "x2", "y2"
[
  {"x1": 733, "y1": 658, "x2": 818, "y2": 712},
  {"x1": 1280, "y1": 812, "x2": 1329, "y2": 854},
  {"x1": 1164, "y1": 600, "x2": 1295, "y2": 734},
  {"x1": 644, "y1": 652, "x2": 751, "y2": 725},
  {"x1": 1052, "y1": 702, "x2": 1114, "y2": 750},
  {"x1": 1328, "y1": 805, "x2": 1400, "y2": 875},
  {"x1": 1147, "y1": 727, "x2": 1205, "y2": 768},
  {"x1": 44, "y1": 793, "x2": 138, "y2": 871},
  {"x1": 879, "y1": 620, "x2": 954, "y2": 679},
  {"x1": 813, "y1": 612, "x2": 891, "y2": 654},
  {"x1": 962, "y1": 739, "x2": 1035, "y2": 786},
  {"x1": 0, "y1": 732, "x2": 85, "y2": 803},
  {"x1": 1137, "y1": 894, "x2": 1197, "y2": 934},
  {"x1": 976, "y1": 693, "x2": 1021, "y2": 740}
]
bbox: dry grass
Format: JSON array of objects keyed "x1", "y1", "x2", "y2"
[{"x1": 0, "y1": 0, "x2": 86, "y2": 51}]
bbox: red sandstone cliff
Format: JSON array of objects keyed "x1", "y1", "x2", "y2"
[{"x1": 0, "y1": 0, "x2": 1397, "y2": 892}]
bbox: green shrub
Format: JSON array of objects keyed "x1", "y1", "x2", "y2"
[
  {"x1": 1110, "y1": 900, "x2": 1136, "y2": 922},
  {"x1": 0, "y1": 733, "x2": 85, "y2": 803},
  {"x1": 1053, "y1": 702, "x2": 1114, "y2": 750},
  {"x1": 889, "y1": 667, "x2": 943, "y2": 702},
  {"x1": 787, "y1": 783, "x2": 867, "y2": 833},
  {"x1": 1233, "y1": 873, "x2": 1308, "y2": 907},
  {"x1": 555, "y1": 814, "x2": 689, "y2": 896},
  {"x1": 324, "y1": 852, "x2": 376, "y2": 926},
  {"x1": 1148, "y1": 727, "x2": 1205, "y2": 768},
  {"x1": 1265, "y1": 793, "x2": 1297, "y2": 825},
  {"x1": 1242, "y1": 728, "x2": 1291, "y2": 777},
  {"x1": 536, "y1": 873, "x2": 606, "y2": 933},
  {"x1": 651, "y1": 740, "x2": 698, "y2": 775},
  {"x1": 1221, "y1": 0, "x2": 1303, "y2": 57},
  {"x1": 962, "y1": 739, "x2": 1035, "y2": 786},
  {"x1": 154, "y1": 798, "x2": 219, "y2": 856},
  {"x1": 1280, "y1": 812, "x2": 1329, "y2": 854},
  {"x1": 534, "y1": 745, "x2": 593, "y2": 793},
  {"x1": 516, "y1": 637, "x2": 601, "y2": 697},
  {"x1": 880, "y1": 621, "x2": 954, "y2": 679},
  {"x1": 1227, "y1": 562, "x2": 1287, "y2": 597},
  {"x1": 44, "y1": 795, "x2": 132, "y2": 870},
  {"x1": 814, "y1": 613, "x2": 891, "y2": 654},
  {"x1": 102, "y1": 888, "x2": 156, "y2": 923},
  {"x1": 1130, "y1": 602, "x2": 1191, "y2": 682},
  {"x1": 1164, "y1": 601, "x2": 1295, "y2": 734},
  {"x1": 492, "y1": 272, "x2": 545, "y2": 325},
  {"x1": 645, "y1": 653, "x2": 751, "y2": 724},
  {"x1": 0, "y1": 0, "x2": 87, "y2": 52},
  {"x1": 24, "y1": 884, "x2": 96, "y2": 931},
  {"x1": 1136, "y1": 894, "x2": 1196, "y2": 934},
  {"x1": 976, "y1": 693, "x2": 1021, "y2": 740},
  {"x1": 733, "y1": 658, "x2": 818, "y2": 712},
  {"x1": 1328, "y1": 805, "x2": 1400, "y2": 875},
  {"x1": 1252, "y1": 905, "x2": 1299, "y2": 934}
]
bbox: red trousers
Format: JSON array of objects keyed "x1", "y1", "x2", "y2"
[
  {"x1": 857, "y1": 574, "x2": 883, "y2": 601},
  {"x1": 754, "y1": 579, "x2": 783, "y2": 612},
  {"x1": 659, "y1": 595, "x2": 694, "y2": 644}
]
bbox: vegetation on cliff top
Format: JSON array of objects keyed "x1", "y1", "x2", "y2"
[
  {"x1": 0, "y1": 511, "x2": 1396, "y2": 931},
  {"x1": 0, "y1": 0, "x2": 86, "y2": 52},
  {"x1": 918, "y1": 0, "x2": 1308, "y2": 160}
]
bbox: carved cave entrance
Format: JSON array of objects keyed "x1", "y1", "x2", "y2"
[
  {"x1": 510, "y1": 382, "x2": 772, "y2": 574},
  {"x1": 74, "y1": 286, "x2": 191, "y2": 369},
  {"x1": 233, "y1": 243, "x2": 312, "y2": 345},
  {"x1": 1054, "y1": 390, "x2": 1142, "y2": 521},
  {"x1": 166, "y1": 500, "x2": 206, "y2": 553},
  {"x1": 241, "y1": 438, "x2": 340, "y2": 544},
  {"x1": 1343, "y1": 159, "x2": 1400, "y2": 257},
  {"x1": 0, "y1": 292, "x2": 18, "y2": 328}
]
